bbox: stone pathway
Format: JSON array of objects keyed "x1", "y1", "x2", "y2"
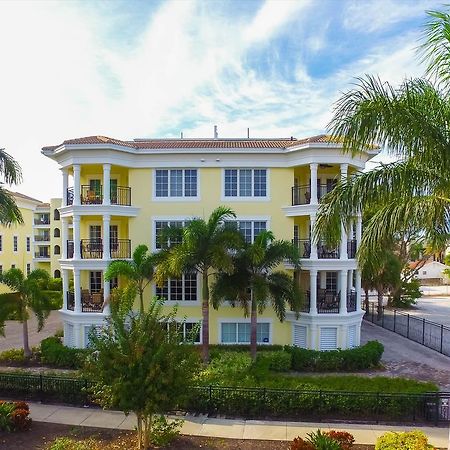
[{"x1": 28, "y1": 402, "x2": 450, "y2": 447}]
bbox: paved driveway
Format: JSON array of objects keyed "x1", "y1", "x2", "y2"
[
  {"x1": 406, "y1": 296, "x2": 450, "y2": 327},
  {"x1": 361, "y1": 321, "x2": 450, "y2": 390},
  {"x1": 0, "y1": 311, "x2": 62, "y2": 352}
]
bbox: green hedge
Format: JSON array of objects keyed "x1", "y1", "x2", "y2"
[
  {"x1": 285, "y1": 341, "x2": 384, "y2": 372},
  {"x1": 40, "y1": 337, "x2": 88, "y2": 370},
  {"x1": 255, "y1": 351, "x2": 292, "y2": 372}
]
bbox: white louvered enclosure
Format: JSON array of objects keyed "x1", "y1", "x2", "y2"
[
  {"x1": 64, "y1": 323, "x2": 74, "y2": 348},
  {"x1": 319, "y1": 327, "x2": 337, "y2": 351},
  {"x1": 347, "y1": 325, "x2": 357, "y2": 348},
  {"x1": 84, "y1": 325, "x2": 102, "y2": 348},
  {"x1": 293, "y1": 325, "x2": 307, "y2": 348}
]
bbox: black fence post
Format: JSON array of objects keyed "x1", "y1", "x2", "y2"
[
  {"x1": 393, "y1": 310, "x2": 397, "y2": 333},
  {"x1": 39, "y1": 374, "x2": 43, "y2": 402},
  {"x1": 319, "y1": 390, "x2": 323, "y2": 422},
  {"x1": 376, "y1": 392, "x2": 380, "y2": 424},
  {"x1": 407, "y1": 314, "x2": 410, "y2": 339},
  {"x1": 84, "y1": 379, "x2": 88, "y2": 406},
  {"x1": 422, "y1": 318, "x2": 425, "y2": 345},
  {"x1": 209, "y1": 385, "x2": 213, "y2": 415},
  {"x1": 440, "y1": 325, "x2": 444, "y2": 354},
  {"x1": 435, "y1": 392, "x2": 440, "y2": 426},
  {"x1": 382, "y1": 307, "x2": 385, "y2": 328}
]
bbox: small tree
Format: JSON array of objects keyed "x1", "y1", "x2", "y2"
[
  {"x1": 104, "y1": 244, "x2": 157, "y2": 313},
  {"x1": 84, "y1": 295, "x2": 199, "y2": 450},
  {"x1": 212, "y1": 230, "x2": 302, "y2": 360},
  {"x1": 0, "y1": 268, "x2": 56, "y2": 357}
]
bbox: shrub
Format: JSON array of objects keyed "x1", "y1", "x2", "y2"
[
  {"x1": 255, "y1": 351, "x2": 291, "y2": 372},
  {"x1": 375, "y1": 430, "x2": 436, "y2": 450},
  {"x1": 54, "y1": 328, "x2": 64, "y2": 338},
  {"x1": 0, "y1": 348, "x2": 26, "y2": 363},
  {"x1": 40, "y1": 337, "x2": 88, "y2": 369},
  {"x1": 209, "y1": 344, "x2": 284, "y2": 359},
  {"x1": 286, "y1": 341, "x2": 384, "y2": 372},
  {"x1": 150, "y1": 415, "x2": 184, "y2": 446},
  {"x1": 325, "y1": 431, "x2": 355, "y2": 449},
  {"x1": 290, "y1": 437, "x2": 314, "y2": 450},
  {"x1": 47, "y1": 437, "x2": 97, "y2": 450},
  {"x1": 292, "y1": 429, "x2": 351, "y2": 449},
  {"x1": 0, "y1": 400, "x2": 31, "y2": 432}
]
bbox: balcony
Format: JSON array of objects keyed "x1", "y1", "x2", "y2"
[
  {"x1": 347, "y1": 291, "x2": 357, "y2": 312},
  {"x1": 292, "y1": 239, "x2": 340, "y2": 259},
  {"x1": 347, "y1": 240, "x2": 357, "y2": 258},
  {"x1": 34, "y1": 251, "x2": 50, "y2": 259},
  {"x1": 66, "y1": 239, "x2": 132, "y2": 259},
  {"x1": 291, "y1": 184, "x2": 334, "y2": 206},
  {"x1": 34, "y1": 217, "x2": 50, "y2": 225},
  {"x1": 66, "y1": 186, "x2": 131, "y2": 206},
  {"x1": 303, "y1": 290, "x2": 358, "y2": 314},
  {"x1": 34, "y1": 235, "x2": 50, "y2": 242},
  {"x1": 66, "y1": 290, "x2": 104, "y2": 313},
  {"x1": 292, "y1": 239, "x2": 311, "y2": 258}
]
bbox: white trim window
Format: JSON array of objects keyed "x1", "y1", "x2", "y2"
[
  {"x1": 26, "y1": 263, "x2": 31, "y2": 276},
  {"x1": 26, "y1": 236, "x2": 31, "y2": 252},
  {"x1": 155, "y1": 169, "x2": 198, "y2": 198},
  {"x1": 156, "y1": 272, "x2": 198, "y2": 302},
  {"x1": 0, "y1": 235, "x2": 3, "y2": 252},
  {"x1": 154, "y1": 220, "x2": 185, "y2": 250},
  {"x1": 225, "y1": 220, "x2": 267, "y2": 243},
  {"x1": 220, "y1": 322, "x2": 270, "y2": 344},
  {"x1": 13, "y1": 236, "x2": 18, "y2": 252},
  {"x1": 166, "y1": 321, "x2": 201, "y2": 344},
  {"x1": 224, "y1": 169, "x2": 267, "y2": 198}
]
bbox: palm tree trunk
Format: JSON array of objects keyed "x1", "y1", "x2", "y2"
[
  {"x1": 139, "y1": 290, "x2": 144, "y2": 314},
  {"x1": 377, "y1": 288, "x2": 383, "y2": 320},
  {"x1": 22, "y1": 318, "x2": 31, "y2": 358},
  {"x1": 201, "y1": 271, "x2": 209, "y2": 363},
  {"x1": 364, "y1": 288, "x2": 369, "y2": 313},
  {"x1": 250, "y1": 291, "x2": 257, "y2": 361}
]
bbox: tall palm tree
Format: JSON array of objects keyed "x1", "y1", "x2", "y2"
[
  {"x1": 155, "y1": 206, "x2": 241, "y2": 363},
  {"x1": 0, "y1": 148, "x2": 23, "y2": 225},
  {"x1": 105, "y1": 244, "x2": 157, "y2": 313},
  {"x1": 315, "y1": 10, "x2": 450, "y2": 256},
  {"x1": 211, "y1": 230, "x2": 302, "y2": 360},
  {"x1": 0, "y1": 268, "x2": 54, "y2": 357}
]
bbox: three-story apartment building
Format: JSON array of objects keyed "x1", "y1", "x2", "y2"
[{"x1": 42, "y1": 134, "x2": 377, "y2": 349}]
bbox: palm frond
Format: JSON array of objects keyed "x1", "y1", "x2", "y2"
[
  {"x1": 0, "y1": 188, "x2": 23, "y2": 226},
  {"x1": 0, "y1": 149, "x2": 22, "y2": 185}
]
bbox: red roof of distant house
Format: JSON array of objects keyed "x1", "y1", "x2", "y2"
[{"x1": 42, "y1": 134, "x2": 344, "y2": 152}]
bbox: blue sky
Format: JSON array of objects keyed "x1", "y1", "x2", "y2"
[{"x1": 0, "y1": 0, "x2": 442, "y2": 199}]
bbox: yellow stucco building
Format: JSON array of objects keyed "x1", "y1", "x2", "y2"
[{"x1": 42, "y1": 134, "x2": 377, "y2": 349}]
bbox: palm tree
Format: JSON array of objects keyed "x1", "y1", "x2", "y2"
[
  {"x1": 0, "y1": 268, "x2": 55, "y2": 357},
  {"x1": 155, "y1": 206, "x2": 241, "y2": 363},
  {"x1": 211, "y1": 230, "x2": 302, "y2": 360},
  {"x1": 315, "y1": 10, "x2": 450, "y2": 257},
  {"x1": 104, "y1": 244, "x2": 157, "y2": 313},
  {"x1": 0, "y1": 148, "x2": 23, "y2": 225}
]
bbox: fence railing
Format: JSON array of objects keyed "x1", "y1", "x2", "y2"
[
  {"x1": 364, "y1": 302, "x2": 450, "y2": 357},
  {"x1": 0, "y1": 372, "x2": 448, "y2": 424},
  {"x1": 65, "y1": 186, "x2": 131, "y2": 206}
]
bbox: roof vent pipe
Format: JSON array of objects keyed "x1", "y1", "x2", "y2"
[
  {"x1": 247, "y1": 128, "x2": 250, "y2": 139},
  {"x1": 180, "y1": 132, "x2": 183, "y2": 139},
  {"x1": 214, "y1": 125, "x2": 218, "y2": 139}
]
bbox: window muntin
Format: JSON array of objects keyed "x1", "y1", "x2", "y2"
[
  {"x1": 220, "y1": 322, "x2": 270, "y2": 344},
  {"x1": 26, "y1": 263, "x2": 31, "y2": 276},
  {"x1": 26, "y1": 237, "x2": 30, "y2": 252},
  {"x1": 166, "y1": 321, "x2": 201, "y2": 343},
  {"x1": 156, "y1": 272, "x2": 197, "y2": 302},
  {"x1": 155, "y1": 220, "x2": 184, "y2": 249},
  {"x1": 326, "y1": 271, "x2": 337, "y2": 293},
  {"x1": 13, "y1": 236, "x2": 18, "y2": 252},
  {"x1": 155, "y1": 169, "x2": 198, "y2": 198},
  {"x1": 90, "y1": 271, "x2": 102, "y2": 293},
  {"x1": 0, "y1": 235, "x2": 2, "y2": 252},
  {"x1": 224, "y1": 169, "x2": 267, "y2": 198}
]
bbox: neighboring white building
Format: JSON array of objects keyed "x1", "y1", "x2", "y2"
[{"x1": 416, "y1": 261, "x2": 450, "y2": 285}]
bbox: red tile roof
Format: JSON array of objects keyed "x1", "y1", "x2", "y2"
[
  {"x1": 42, "y1": 134, "x2": 342, "y2": 152},
  {"x1": 10, "y1": 191, "x2": 43, "y2": 204}
]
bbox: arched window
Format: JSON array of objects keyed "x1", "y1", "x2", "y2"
[
  {"x1": 54, "y1": 228, "x2": 60, "y2": 238},
  {"x1": 54, "y1": 245, "x2": 60, "y2": 255},
  {"x1": 54, "y1": 269, "x2": 61, "y2": 278},
  {"x1": 54, "y1": 209, "x2": 60, "y2": 220}
]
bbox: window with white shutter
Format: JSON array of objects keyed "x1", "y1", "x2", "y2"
[
  {"x1": 347, "y1": 325, "x2": 357, "y2": 348},
  {"x1": 64, "y1": 323, "x2": 74, "y2": 348},
  {"x1": 320, "y1": 327, "x2": 337, "y2": 351},
  {"x1": 293, "y1": 325, "x2": 307, "y2": 348}
]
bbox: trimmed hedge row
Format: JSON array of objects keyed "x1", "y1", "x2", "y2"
[
  {"x1": 285, "y1": 341, "x2": 384, "y2": 372},
  {"x1": 40, "y1": 337, "x2": 88, "y2": 370}
]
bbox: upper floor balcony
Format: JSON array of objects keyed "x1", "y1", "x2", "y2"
[
  {"x1": 34, "y1": 216, "x2": 50, "y2": 225},
  {"x1": 66, "y1": 185, "x2": 131, "y2": 206},
  {"x1": 292, "y1": 239, "x2": 357, "y2": 259},
  {"x1": 300, "y1": 290, "x2": 357, "y2": 314},
  {"x1": 291, "y1": 184, "x2": 334, "y2": 206},
  {"x1": 66, "y1": 290, "x2": 104, "y2": 313},
  {"x1": 66, "y1": 239, "x2": 131, "y2": 259}
]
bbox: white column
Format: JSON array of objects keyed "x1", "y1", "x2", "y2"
[
  {"x1": 310, "y1": 163, "x2": 318, "y2": 205},
  {"x1": 355, "y1": 270, "x2": 362, "y2": 312},
  {"x1": 62, "y1": 269, "x2": 69, "y2": 311},
  {"x1": 340, "y1": 222, "x2": 348, "y2": 260},
  {"x1": 347, "y1": 269, "x2": 353, "y2": 291},
  {"x1": 62, "y1": 169, "x2": 68, "y2": 206},
  {"x1": 103, "y1": 215, "x2": 110, "y2": 260},
  {"x1": 103, "y1": 274, "x2": 111, "y2": 315},
  {"x1": 356, "y1": 214, "x2": 362, "y2": 246},
  {"x1": 339, "y1": 270, "x2": 348, "y2": 314},
  {"x1": 73, "y1": 215, "x2": 81, "y2": 259},
  {"x1": 74, "y1": 269, "x2": 81, "y2": 313},
  {"x1": 309, "y1": 269, "x2": 318, "y2": 314},
  {"x1": 102, "y1": 164, "x2": 111, "y2": 206},
  {"x1": 340, "y1": 163, "x2": 348, "y2": 180},
  {"x1": 310, "y1": 214, "x2": 318, "y2": 259},
  {"x1": 73, "y1": 165, "x2": 81, "y2": 206},
  {"x1": 310, "y1": 324, "x2": 318, "y2": 350},
  {"x1": 61, "y1": 218, "x2": 68, "y2": 259},
  {"x1": 320, "y1": 271, "x2": 326, "y2": 289}
]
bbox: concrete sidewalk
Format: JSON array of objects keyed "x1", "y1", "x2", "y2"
[{"x1": 29, "y1": 402, "x2": 450, "y2": 448}]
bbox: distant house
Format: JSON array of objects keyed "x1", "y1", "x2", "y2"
[{"x1": 412, "y1": 261, "x2": 450, "y2": 285}]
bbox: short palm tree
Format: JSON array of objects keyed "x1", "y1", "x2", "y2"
[
  {"x1": 155, "y1": 206, "x2": 242, "y2": 363},
  {"x1": 0, "y1": 268, "x2": 55, "y2": 357},
  {"x1": 211, "y1": 230, "x2": 302, "y2": 360},
  {"x1": 104, "y1": 244, "x2": 157, "y2": 314},
  {"x1": 0, "y1": 148, "x2": 23, "y2": 225},
  {"x1": 315, "y1": 10, "x2": 450, "y2": 256}
]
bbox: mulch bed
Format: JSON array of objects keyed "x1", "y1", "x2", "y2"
[{"x1": 0, "y1": 422, "x2": 375, "y2": 449}]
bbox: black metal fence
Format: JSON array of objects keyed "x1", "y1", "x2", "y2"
[
  {"x1": 364, "y1": 302, "x2": 450, "y2": 357},
  {"x1": 0, "y1": 373, "x2": 448, "y2": 425}
]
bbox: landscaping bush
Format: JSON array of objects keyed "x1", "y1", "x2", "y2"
[
  {"x1": 375, "y1": 430, "x2": 436, "y2": 449},
  {"x1": 0, "y1": 400, "x2": 31, "y2": 431},
  {"x1": 0, "y1": 348, "x2": 26, "y2": 363},
  {"x1": 286, "y1": 341, "x2": 384, "y2": 372},
  {"x1": 255, "y1": 350, "x2": 291, "y2": 372},
  {"x1": 209, "y1": 344, "x2": 283, "y2": 359},
  {"x1": 290, "y1": 429, "x2": 354, "y2": 449},
  {"x1": 40, "y1": 337, "x2": 88, "y2": 369}
]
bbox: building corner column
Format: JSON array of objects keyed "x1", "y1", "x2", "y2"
[
  {"x1": 73, "y1": 165, "x2": 81, "y2": 206},
  {"x1": 103, "y1": 164, "x2": 111, "y2": 206},
  {"x1": 103, "y1": 214, "x2": 111, "y2": 260},
  {"x1": 339, "y1": 270, "x2": 348, "y2": 314},
  {"x1": 309, "y1": 269, "x2": 318, "y2": 315},
  {"x1": 74, "y1": 269, "x2": 81, "y2": 313},
  {"x1": 310, "y1": 214, "x2": 318, "y2": 259},
  {"x1": 62, "y1": 269, "x2": 69, "y2": 311},
  {"x1": 310, "y1": 163, "x2": 318, "y2": 205},
  {"x1": 62, "y1": 169, "x2": 69, "y2": 206},
  {"x1": 73, "y1": 215, "x2": 81, "y2": 259}
]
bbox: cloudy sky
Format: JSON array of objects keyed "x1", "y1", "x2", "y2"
[{"x1": 0, "y1": 0, "x2": 442, "y2": 200}]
